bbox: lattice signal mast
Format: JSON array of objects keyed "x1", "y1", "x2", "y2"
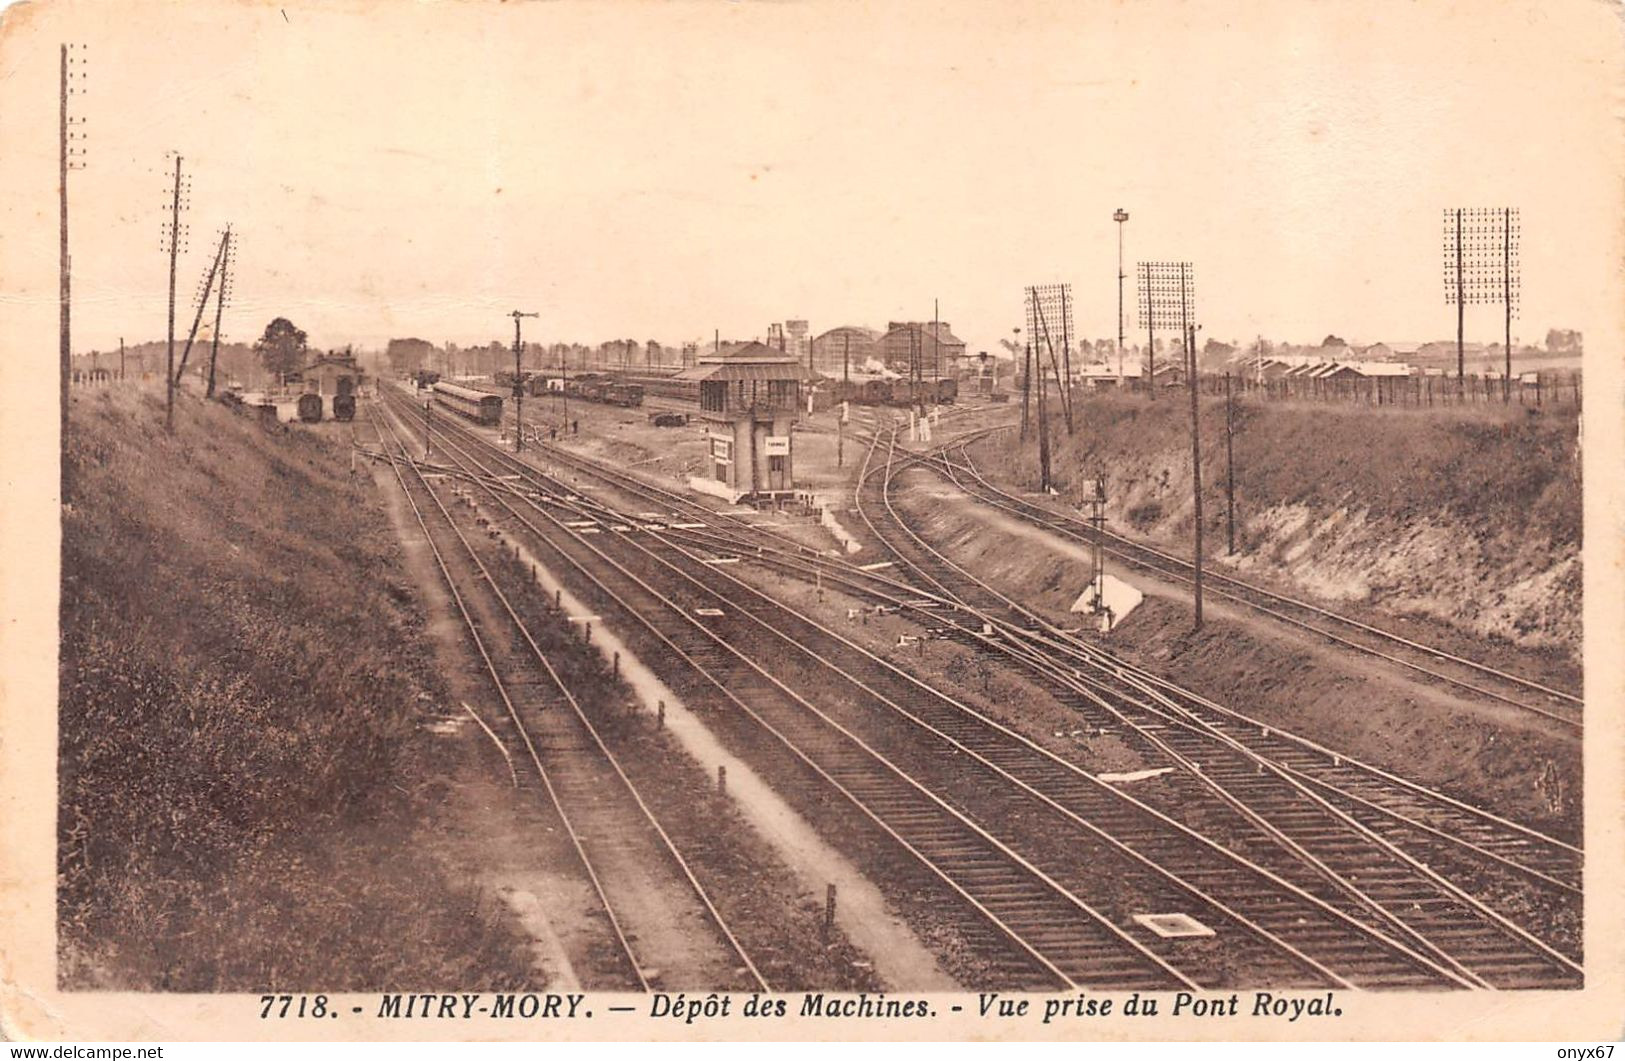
[{"x1": 1443, "y1": 207, "x2": 1520, "y2": 399}]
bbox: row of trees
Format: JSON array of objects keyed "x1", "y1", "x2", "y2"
[
  {"x1": 383, "y1": 336, "x2": 689, "y2": 377},
  {"x1": 284, "y1": 323, "x2": 1591, "y2": 380}
]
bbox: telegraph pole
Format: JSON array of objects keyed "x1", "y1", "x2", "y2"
[
  {"x1": 1503, "y1": 207, "x2": 1514, "y2": 401},
  {"x1": 1142, "y1": 260, "x2": 1199, "y2": 623},
  {"x1": 60, "y1": 43, "x2": 87, "y2": 497},
  {"x1": 1443, "y1": 206, "x2": 1519, "y2": 404},
  {"x1": 1059, "y1": 285, "x2": 1073, "y2": 433},
  {"x1": 1225, "y1": 371, "x2": 1236, "y2": 555},
  {"x1": 1137, "y1": 262, "x2": 1156, "y2": 400},
  {"x1": 510, "y1": 309, "x2": 538, "y2": 451},
  {"x1": 60, "y1": 45, "x2": 70, "y2": 495},
  {"x1": 1027, "y1": 285, "x2": 1073, "y2": 432},
  {"x1": 1113, "y1": 208, "x2": 1129, "y2": 383},
  {"x1": 1181, "y1": 264, "x2": 1203, "y2": 629},
  {"x1": 206, "y1": 229, "x2": 233, "y2": 397},
  {"x1": 162, "y1": 154, "x2": 188, "y2": 434},
  {"x1": 119, "y1": 337, "x2": 125, "y2": 381},
  {"x1": 933, "y1": 299, "x2": 942, "y2": 383},
  {"x1": 1017, "y1": 329, "x2": 1030, "y2": 442},
  {"x1": 1189, "y1": 264, "x2": 1202, "y2": 630},
  {"x1": 1037, "y1": 338, "x2": 1051, "y2": 493},
  {"x1": 175, "y1": 227, "x2": 229, "y2": 384},
  {"x1": 1462, "y1": 204, "x2": 1475, "y2": 391}
]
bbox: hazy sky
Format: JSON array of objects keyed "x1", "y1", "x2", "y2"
[{"x1": 3, "y1": 0, "x2": 1621, "y2": 359}]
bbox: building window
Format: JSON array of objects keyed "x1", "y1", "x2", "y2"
[{"x1": 769, "y1": 455, "x2": 786, "y2": 475}]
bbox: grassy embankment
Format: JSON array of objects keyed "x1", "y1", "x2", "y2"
[
  {"x1": 59, "y1": 387, "x2": 535, "y2": 990},
  {"x1": 973, "y1": 393, "x2": 1581, "y2": 663}
]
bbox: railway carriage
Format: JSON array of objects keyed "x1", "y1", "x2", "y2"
[
  {"x1": 431, "y1": 381, "x2": 504, "y2": 425},
  {"x1": 331, "y1": 393, "x2": 356, "y2": 422},
  {"x1": 297, "y1": 393, "x2": 324, "y2": 422}
]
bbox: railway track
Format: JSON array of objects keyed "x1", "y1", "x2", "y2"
[
  {"x1": 935, "y1": 437, "x2": 1582, "y2": 728},
  {"x1": 467, "y1": 408, "x2": 1580, "y2": 896},
  {"x1": 392, "y1": 391, "x2": 1208, "y2": 989},
  {"x1": 852, "y1": 425, "x2": 1581, "y2": 988},
  {"x1": 430, "y1": 395, "x2": 1582, "y2": 925},
  {"x1": 370, "y1": 400, "x2": 769, "y2": 992},
  {"x1": 382, "y1": 386, "x2": 1579, "y2": 989}
]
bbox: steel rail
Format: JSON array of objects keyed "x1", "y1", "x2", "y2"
[
  {"x1": 862, "y1": 427, "x2": 1582, "y2": 986},
  {"x1": 383, "y1": 383, "x2": 1586, "y2": 968},
  {"x1": 395, "y1": 395, "x2": 1485, "y2": 989},
  {"x1": 409, "y1": 401, "x2": 1208, "y2": 991},
  {"x1": 369, "y1": 403, "x2": 649, "y2": 990},
  {"x1": 377, "y1": 400, "x2": 770, "y2": 992},
  {"x1": 407, "y1": 388, "x2": 1579, "y2": 890},
  {"x1": 944, "y1": 443, "x2": 1582, "y2": 722}
]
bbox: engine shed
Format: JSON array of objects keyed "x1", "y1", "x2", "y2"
[{"x1": 675, "y1": 343, "x2": 819, "y2": 502}]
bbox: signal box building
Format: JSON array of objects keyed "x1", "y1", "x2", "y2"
[{"x1": 674, "y1": 342, "x2": 818, "y2": 500}]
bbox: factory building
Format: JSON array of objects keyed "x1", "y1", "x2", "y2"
[
  {"x1": 877, "y1": 322, "x2": 967, "y2": 377},
  {"x1": 810, "y1": 326, "x2": 880, "y2": 376}
]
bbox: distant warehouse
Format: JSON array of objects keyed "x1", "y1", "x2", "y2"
[{"x1": 876, "y1": 321, "x2": 967, "y2": 377}]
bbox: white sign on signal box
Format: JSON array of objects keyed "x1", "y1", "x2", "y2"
[{"x1": 764, "y1": 435, "x2": 790, "y2": 456}]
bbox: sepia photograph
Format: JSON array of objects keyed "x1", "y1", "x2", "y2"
[{"x1": 0, "y1": 0, "x2": 1620, "y2": 1044}]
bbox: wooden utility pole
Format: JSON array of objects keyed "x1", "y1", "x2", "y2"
[
  {"x1": 174, "y1": 228, "x2": 229, "y2": 384},
  {"x1": 1181, "y1": 267, "x2": 1203, "y2": 629},
  {"x1": 1059, "y1": 285, "x2": 1074, "y2": 434},
  {"x1": 913, "y1": 325, "x2": 925, "y2": 422},
  {"x1": 1114, "y1": 208, "x2": 1129, "y2": 384},
  {"x1": 510, "y1": 309, "x2": 538, "y2": 451},
  {"x1": 933, "y1": 299, "x2": 940, "y2": 399},
  {"x1": 1037, "y1": 341, "x2": 1051, "y2": 494},
  {"x1": 1503, "y1": 206, "x2": 1513, "y2": 402},
  {"x1": 1029, "y1": 287, "x2": 1073, "y2": 432},
  {"x1": 119, "y1": 337, "x2": 125, "y2": 381},
  {"x1": 1454, "y1": 207, "x2": 1465, "y2": 395},
  {"x1": 206, "y1": 230, "x2": 232, "y2": 398},
  {"x1": 1146, "y1": 290, "x2": 1156, "y2": 400},
  {"x1": 1225, "y1": 371, "x2": 1236, "y2": 555},
  {"x1": 1020, "y1": 341, "x2": 1031, "y2": 442},
  {"x1": 59, "y1": 44, "x2": 71, "y2": 497},
  {"x1": 164, "y1": 155, "x2": 183, "y2": 434}
]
